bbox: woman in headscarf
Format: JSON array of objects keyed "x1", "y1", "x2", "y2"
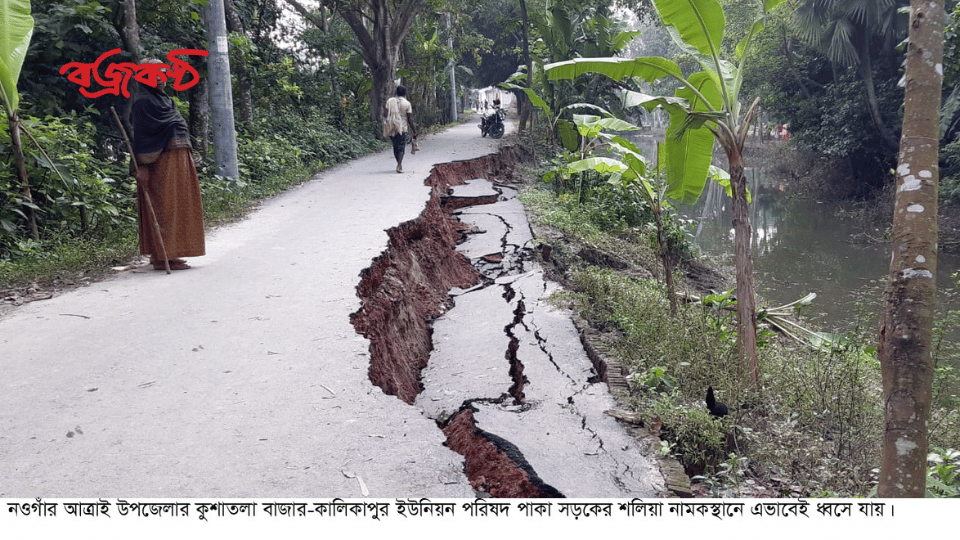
[{"x1": 132, "y1": 59, "x2": 205, "y2": 270}]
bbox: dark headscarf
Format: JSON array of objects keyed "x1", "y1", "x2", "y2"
[{"x1": 132, "y1": 81, "x2": 190, "y2": 156}]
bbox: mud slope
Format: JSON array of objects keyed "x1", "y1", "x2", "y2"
[{"x1": 351, "y1": 147, "x2": 528, "y2": 404}]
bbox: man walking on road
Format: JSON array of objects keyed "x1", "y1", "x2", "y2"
[{"x1": 383, "y1": 85, "x2": 418, "y2": 173}]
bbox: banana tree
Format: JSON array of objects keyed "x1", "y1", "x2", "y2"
[
  {"x1": 553, "y1": 114, "x2": 679, "y2": 310},
  {"x1": 548, "y1": 114, "x2": 729, "y2": 315},
  {"x1": 1, "y1": 0, "x2": 37, "y2": 239},
  {"x1": 546, "y1": 0, "x2": 786, "y2": 388}
]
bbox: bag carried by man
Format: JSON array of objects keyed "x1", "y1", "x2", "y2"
[{"x1": 382, "y1": 97, "x2": 405, "y2": 138}]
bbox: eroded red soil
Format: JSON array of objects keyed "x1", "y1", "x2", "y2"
[
  {"x1": 350, "y1": 146, "x2": 549, "y2": 496},
  {"x1": 350, "y1": 147, "x2": 528, "y2": 404},
  {"x1": 441, "y1": 407, "x2": 558, "y2": 497}
]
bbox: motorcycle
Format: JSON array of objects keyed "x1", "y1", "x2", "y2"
[{"x1": 479, "y1": 105, "x2": 505, "y2": 139}]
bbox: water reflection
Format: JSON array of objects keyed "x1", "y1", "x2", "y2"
[{"x1": 685, "y1": 166, "x2": 960, "y2": 336}]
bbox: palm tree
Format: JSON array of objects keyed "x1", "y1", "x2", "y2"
[{"x1": 793, "y1": 0, "x2": 908, "y2": 149}]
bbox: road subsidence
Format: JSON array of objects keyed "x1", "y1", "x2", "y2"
[{"x1": 351, "y1": 145, "x2": 667, "y2": 498}]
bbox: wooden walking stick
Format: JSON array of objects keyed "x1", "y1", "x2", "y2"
[{"x1": 111, "y1": 107, "x2": 171, "y2": 274}]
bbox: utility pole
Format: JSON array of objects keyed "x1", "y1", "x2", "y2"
[
  {"x1": 203, "y1": 0, "x2": 239, "y2": 180},
  {"x1": 446, "y1": 13, "x2": 457, "y2": 123}
]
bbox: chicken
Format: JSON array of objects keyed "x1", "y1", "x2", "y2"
[{"x1": 706, "y1": 386, "x2": 728, "y2": 418}]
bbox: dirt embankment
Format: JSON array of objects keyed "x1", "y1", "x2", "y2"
[
  {"x1": 350, "y1": 186, "x2": 478, "y2": 404},
  {"x1": 350, "y1": 146, "x2": 529, "y2": 404}
]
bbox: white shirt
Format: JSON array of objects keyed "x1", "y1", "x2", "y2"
[{"x1": 384, "y1": 96, "x2": 412, "y2": 135}]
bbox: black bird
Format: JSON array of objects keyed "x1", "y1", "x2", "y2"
[{"x1": 706, "y1": 386, "x2": 728, "y2": 418}]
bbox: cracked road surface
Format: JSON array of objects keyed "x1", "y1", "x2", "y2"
[
  {"x1": 0, "y1": 120, "x2": 666, "y2": 498},
  {"x1": 419, "y1": 180, "x2": 665, "y2": 497}
]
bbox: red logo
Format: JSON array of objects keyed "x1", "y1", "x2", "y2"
[{"x1": 60, "y1": 49, "x2": 209, "y2": 98}]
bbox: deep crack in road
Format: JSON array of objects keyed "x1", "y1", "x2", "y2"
[{"x1": 356, "y1": 149, "x2": 669, "y2": 498}]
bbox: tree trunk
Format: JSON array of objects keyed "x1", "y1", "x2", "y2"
[
  {"x1": 9, "y1": 113, "x2": 39, "y2": 240},
  {"x1": 446, "y1": 13, "x2": 457, "y2": 123},
  {"x1": 119, "y1": 0, "x2": 140, "y2": 62},
  {"x1": 782, "y1": 28, "x2": 811, "y2": 100},
  {"x1": 318, "y1": 5, "x2": 343, "y2": 124},
  {"x1": 877, "y1": 0, "x2": 943, "y2": 498},
  {"x1": 182, "y1": 23, "x2": 209, "y2": 158},
  {"x1": 117, "y1": 0, "x2": 141, "y2": 136},
  {"x1": 859, "y1": 37, "x2": 900, "y2": 151},
  {"x1": 518, "y1": 0, "x2": 533, "y2": 132},
  {"x1": 653, "y1": 203, "x2": 677, "y2": 316},
  {"x1": 728, "y1": 146, "x2": 760, "y2": 388},
  {"x1": 370, "y1": 61, "x2": 396, "y2": 127}
]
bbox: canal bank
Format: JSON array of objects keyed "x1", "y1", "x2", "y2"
[
  {"x1": 516, "y1": 136, "x2": 960, "y2": 497},
  {"x1": 686, "y1": 142, "x2": 960, "y2": 341}
]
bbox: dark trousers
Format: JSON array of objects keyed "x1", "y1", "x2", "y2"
[{"x1": 390, "y1": 132, "x2": 408, "y2": 163}]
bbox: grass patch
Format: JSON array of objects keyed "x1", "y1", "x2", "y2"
[
  {"x1": 0, "y1": 226, "x2": 140, "y2": 290},
  {"x1": 519, "y1": 186, "x2": 662, "y2": 276}
]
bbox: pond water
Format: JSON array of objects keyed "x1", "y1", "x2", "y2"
[{"x1": 683, "y1": 166, "x2": 960, "y2": 340}]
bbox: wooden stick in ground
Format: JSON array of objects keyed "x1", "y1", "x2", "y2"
[{"x1": 110, "y1": 106, "x2": 171, "y2": 274}]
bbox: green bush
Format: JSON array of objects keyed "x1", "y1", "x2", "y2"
[
  {"x1": 567, "y1": 265, "x2": 888, "y2": 495},
  {"x1": 540, "y1": 155, "x2": 653, "y2": 232},
  {"x1": 526, "y1": 197, "x2": 889, "y2": 495},
  {"x1": 940, "y1": 138, "x2": 960, "y2": 204},
  {"x1": 1, "y1": 104, "x2": 383, "y2": 285},
  {"x1": 571, "y1": 267, "x2": 739, "y2": 389},
  {"x1": 931, "y1": 275, "x2": 960, "y2": 451},
  {"x1": 237, "y1": 134, "x2": 305, "y2": 191},
  {"x1": 246, "y1": 107, "x2": 380, "y2": 171},
  {"x1": 651, "y1": 394, "x2": 729, "y2": 478},
  {"x1": 927, "y1": 448, "x2": 960, "y2": 498},
  {"x1": 773, "y1": 69, "x2": 902, "y2": 194},
  {"x1": 0, "y1": 113, "x2": 134, "y2": 260},
  {"x1": 529, "y1": 171, "x2": 694, "y2": 265}
]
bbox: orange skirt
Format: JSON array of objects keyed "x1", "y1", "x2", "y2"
[{"x1": 136, "y1": 148, "x2": 205, "y2": 261}]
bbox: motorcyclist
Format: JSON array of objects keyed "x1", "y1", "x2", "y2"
[{"x1": 480, "y1": 98, "x2": 504, "y2": 137}]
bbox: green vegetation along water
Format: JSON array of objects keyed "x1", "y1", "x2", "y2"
[{"x1": 687, "y1": 168, "x2": 960, "y2": 339}]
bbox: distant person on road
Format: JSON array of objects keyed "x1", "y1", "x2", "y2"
[
  {"x1": 132, "y1": 58, "x2": 206, "y2": 270},
  {"x1": 383, "y1": 85, "x2": 418, "y2": 174}
]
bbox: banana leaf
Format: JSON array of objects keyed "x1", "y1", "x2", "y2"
[{"x1": 0, "y1": 0, "x2": 34, "y2": 115}]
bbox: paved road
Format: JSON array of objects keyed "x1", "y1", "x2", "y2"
[
  {"x1": 0, "y1": 119, "x2": 665, "y2": 499},
  {"x1": 0, "y1": 122, "x2": 502, "y2": 497}
]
